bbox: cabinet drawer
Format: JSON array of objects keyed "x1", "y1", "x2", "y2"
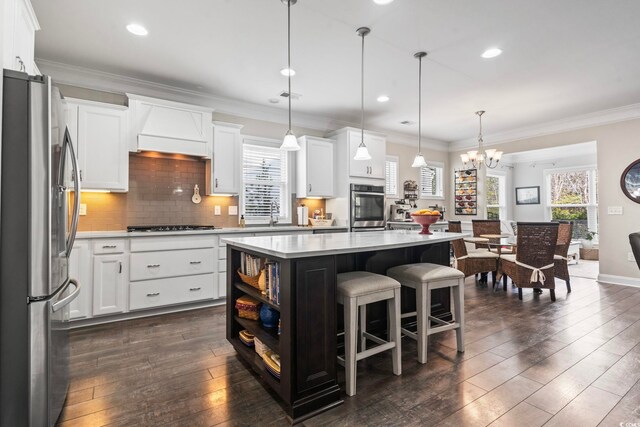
[
  {"x1": 130, "y1": 248, "x2": 215, "y2": 281},
  {"x1": 93, "y1": 240, "x2": 126, "y2": 254},
  {"x1": 129, "y1": 274, "x2": 215, "y2": 310}
]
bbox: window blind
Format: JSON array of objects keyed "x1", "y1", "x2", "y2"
[
  {"x1": 385, "y1": 159, "x2": 398, "y2": 196},
  {"x1": 242, "y1": 144, "x2": 288, "y2": 219},
  {"x1": 420, "y1": 166, "x2": 439, "y2": 197}
]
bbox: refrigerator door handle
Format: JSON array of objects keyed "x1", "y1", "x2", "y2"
[
  {"x1": 64, "y1": 127, "x2": 81, "y2": 257},
  {"x1": 52, "y1": 278, "x2": 81, "y2": 313}
]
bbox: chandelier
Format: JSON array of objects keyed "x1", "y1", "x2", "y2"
[{"x1": 460, "y1": 111, "x2": 503, "y2": 169}]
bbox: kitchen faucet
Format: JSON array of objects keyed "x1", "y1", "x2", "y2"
[{"x1": 269, "y1": 201, "x2": 279, "y2": 227}]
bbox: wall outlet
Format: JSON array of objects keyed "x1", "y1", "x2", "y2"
[
  {"x1": 214, "y1": 206, "x2": 221, "y2": 216},
  {"x1": 629, "y1": 252, "x2": 637, "y2": 262},
  {"x1": 79, "y1": 204, "x2": 87, "y2": 216},
  {"x1": 607, "y1": 206, "x2": 623, "y2": 215},
  {"x1": 229, "y1": 205, "x2": 238, "y2": 215}
]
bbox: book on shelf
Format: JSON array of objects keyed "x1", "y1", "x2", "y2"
[{"x1": 240, "y1": 252, "x2": 280, "y2": 305}]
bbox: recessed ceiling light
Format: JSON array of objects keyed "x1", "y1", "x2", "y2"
[
  {"x1": 377, "y1": 95, "x2": 390, "y2": 103},
  {"x1": 280, "y1": 68, "x2": 296, "y2": 77},
  {"x1": 373, "y1": 0, "x2": 394, "y2": 4},
  {"x1": 481, "y1": 47, "x2": 502, "y2": 59},
  {"x1": 126, "y1": 23, "x2": 148, "y2": 36}
]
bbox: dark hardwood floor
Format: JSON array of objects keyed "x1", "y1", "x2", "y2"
[{"x1": 58, "y1": 276, "x2": 640, "y2": 426}]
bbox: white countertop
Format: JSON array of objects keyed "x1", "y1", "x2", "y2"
[
  {"x1": 76, "y1": 225, "x2": 348, "y2": 239},
  {"x1": 222, "y1": 230, "x2": 468, "y2": 259}
]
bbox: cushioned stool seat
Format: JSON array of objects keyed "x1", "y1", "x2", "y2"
[
  {"x1": 337, "y1": 271, "x2": 402, "y2": 396},
  {"x1": 337, "y1": 271, "x2": 400, "y2": 297},
  {"x1": 387, "y1": 263, "x2": 465, "y2": 364}
]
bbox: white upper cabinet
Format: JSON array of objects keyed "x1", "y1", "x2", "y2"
[
  {"x1": 66, "y1": 99, "x2": 129, "y2": 192},
  {"x1": 2, "y1": 0, "x2": 40, "y2": 74},
  {"x1": 127, "y1": 94, "x2": 214, "y2": 157},
  {"x1": 296, "y1": 136, "x2": 334, "y2": 198},
  {"x1": 348, "y1": 130, "x2": 386, "y2": 179},
  {"x1": 206, "y1": 122, "x2": 243, "y2": 195}
]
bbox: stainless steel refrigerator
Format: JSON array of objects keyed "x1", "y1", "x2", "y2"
[{"x1": 1, "y1": 69, "x2": 82, "y2": 426}]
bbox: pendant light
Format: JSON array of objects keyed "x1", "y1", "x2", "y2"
[
  {"x1": 460, "y1": 111, "x2": 503, "y2": 169},
  {"x1": 279, "y1": 0, "x2": 300, "y2": 151},
  {"x1": 353, "y1": 27, "x2": 372, "y2": 161},
  {"x1": 411, "y1": 51, "x2": 428, "y2": 168}
]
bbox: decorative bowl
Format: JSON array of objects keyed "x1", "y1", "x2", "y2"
[{"x1": 410, "y1": 214, "x2": 440, "y2": 235}]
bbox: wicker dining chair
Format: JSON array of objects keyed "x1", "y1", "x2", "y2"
[
  {"x1": 554, "y1": 221, "x2": 573, "y2": 293},
  {"x1": 471, "y1": 220, "x2": 500, "y2": 249},
  {"x1": 449, "y1": 221, "x2": 499, "y2": 284},
  {"x1": 499, "y1": 222, "x2": 559, "y2": 301}
]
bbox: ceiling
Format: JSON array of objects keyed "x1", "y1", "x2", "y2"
[{"x1": 31, "y1": 0, "x2": 640, "y2": 143}]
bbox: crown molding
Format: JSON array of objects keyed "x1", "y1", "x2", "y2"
[
  {"x1": 450, "y1": 103, "x2": 640, "y2": 151},
  {"x1": 36, "y1": 59, "x2": 449, "y2": 152}
]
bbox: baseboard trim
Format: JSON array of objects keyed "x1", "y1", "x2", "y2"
[
  {"x1": 69, "y1": 298, "x2": 226, "y2": 329},
  {"x1": 597, "y1": 274, "x2": 640, "y2": 288}
]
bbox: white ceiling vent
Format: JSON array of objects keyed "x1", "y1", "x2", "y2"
[{"x1": 280, "y1": 91, "x2": 302, "y2": 100}]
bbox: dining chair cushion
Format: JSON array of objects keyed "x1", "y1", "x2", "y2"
[
  {"x1": 467, "y1": 251, "x2": 499, "y2": 259},
  {"x1": 387, "y1": 263, "x2": 465, "y2": 284},
  {"x1": 337, "y1": 271, "x2": 400, "y2": 298},
  {"x1": 554, "y1": 254, "x2": 566, "y2": 260},
  {"x1": 500, "y1": 254, "x2": 517, "y2": 262},
  {"x1": 465, "y1": 237, "x2": 490, "y2": 243}
]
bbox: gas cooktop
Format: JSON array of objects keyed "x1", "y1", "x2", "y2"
[{"x1": 127, "y1": 225, "x2": 217, "y2": 232}]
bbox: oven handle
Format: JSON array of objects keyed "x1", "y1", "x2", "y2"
[{"x1": 352, "y1": 191, "x2": 385, "y2": 197}]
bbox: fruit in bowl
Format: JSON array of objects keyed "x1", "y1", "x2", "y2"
[{"x1": 410, "y1": 210, "x2": 441, "y2": 235}]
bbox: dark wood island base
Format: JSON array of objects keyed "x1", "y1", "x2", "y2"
[{"x1": 225, "y1": 233, "x2": 458, "y2": 423}]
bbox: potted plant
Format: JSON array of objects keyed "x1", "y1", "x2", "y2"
[{"x1": 581, "y1": 231, "x2": 597, "y2": 249}]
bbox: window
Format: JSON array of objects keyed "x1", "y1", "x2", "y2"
[
  {"x1": 385, "y1": 156, "x2": 398, "y2": 197},
  {"x1": 486, "y1": 172, "x2": 506, "y2": 219},
  {"x1": 420, "y1": 162, "x2": 444, "y2": 199},
  {"x1": 545, "y1": 166, "x2": 598, "y2": 239},
  {"x1": 242, "y1": 142, "x2": 290, "y2": 224}
]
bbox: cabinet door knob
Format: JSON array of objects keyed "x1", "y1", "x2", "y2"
[
  {"x1": 146, "y1": 292, "x2": 160, "y2": 297},
  {"x1": 309, "y1": 184, "x2": 312, "y2": 193},
  {"x1": 147, "y1": 264, "x2": 160, "y2": 268},
  {"x1": 119, "y1": 262, "x2": 122, "y2": 274},
  {"x1": 189, "y1": 287, "x2": 202, "y2": 291},
  {"x1": 190, "y1": 261, "x2": 202, "y2": 265},
  {"x1": 215, "y1": 178, "x2": 219, "y2": 188},
  {"x1": 102, "y1": 245, "x2": 117, "y2": 249},
  {"x1": 79, "y1": 170, "x2": 84, "y2": 181}
]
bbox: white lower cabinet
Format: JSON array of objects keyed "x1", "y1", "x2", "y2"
[
  {"x1": 93, "y1": 254, "x2": 127, "y2": 316},
  {"x1": 68, "y1": 241, "x2": 92, "y2": 319},
  {"x1": 129, "y1": 274, "x2": 215, "y2": 311}
]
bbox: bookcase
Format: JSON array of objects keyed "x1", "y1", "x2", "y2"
[{"x1": 226, "y1": 246, "x2": 341, "y2": 423}]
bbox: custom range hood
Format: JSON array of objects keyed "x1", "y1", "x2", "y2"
[{"x1": 127, "y1": 93, "x2": 214, "y2": 157}]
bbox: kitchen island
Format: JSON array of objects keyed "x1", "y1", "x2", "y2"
[{"x1": 223, "y1": 230, "x2": 466, "y2": 423}]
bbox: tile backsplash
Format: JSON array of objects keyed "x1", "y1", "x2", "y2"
[{"x1": 76, "y1": 153, "x2": 325, "y2": 231}]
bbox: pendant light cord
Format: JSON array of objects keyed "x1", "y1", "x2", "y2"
[
  {"x1": 361, "y1": 31, "x2": 365, "y2": 145},
  {"x1": 287, "y1": 0, "x2": 292, "y2": 132},
  {"x1": 418, "y1": 54, "x2": 422, "y2": 155}
]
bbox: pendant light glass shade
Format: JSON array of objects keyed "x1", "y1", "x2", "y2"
[
  {"x1": 412, "y1": 51, "x2": 428, "y2": 168},
  {"x1": 280, "y1": 130, "x2": 300, "y2": 151},
  {"x1": 279, "y1": 0, "x2": 300, "y2": 151},
  {"x1": 354, "y1": 142, "x2": 372, "y2": 160},
  {"x1": 411, "y1": 153, "x2": 427, "y2": 168},
  {"x1": 354, "y1": 27, "x2": 371, "y2": 161}
]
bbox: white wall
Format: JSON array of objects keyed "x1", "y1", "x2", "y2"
[{"x1": 510, "y1": 153, "x2": 597, "y2": 221}]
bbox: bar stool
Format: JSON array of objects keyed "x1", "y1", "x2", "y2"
[
  {"x1": 337, "y1": 271, "x2": 402, "y2": 396},
  {"x1": 387, "y1": 263, "x2": 465, "y2": 364}
]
